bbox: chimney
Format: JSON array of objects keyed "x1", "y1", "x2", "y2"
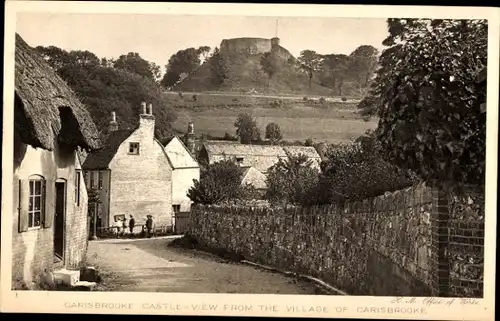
[
  {"x1": 185, "y1": 121, "x2": 196, "y2": 155},
  {"x1": 108, "y1": 111, "x2": 118, "y2": 132},
  {"x1": 139, "y1": 102, "x2": 155, "y2": 131}
]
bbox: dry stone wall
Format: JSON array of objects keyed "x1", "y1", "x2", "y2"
[{"x1": 189, "y1": 183, "x2": 484, "y2": 297}]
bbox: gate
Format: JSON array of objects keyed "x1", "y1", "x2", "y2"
[{"x1": 174, "y1": 211, "x2": 190, "y2": 235}]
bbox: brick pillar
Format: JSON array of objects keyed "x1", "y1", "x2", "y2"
[{"x1": 430, "y1": 188, "x2": 450, "y2": 297}]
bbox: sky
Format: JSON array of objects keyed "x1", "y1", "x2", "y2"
[{"x1": 16, "y1": 13, "x2": 389, "y2": 73}]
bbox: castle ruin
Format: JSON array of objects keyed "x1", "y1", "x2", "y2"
[{"x1": 219, "y1": 37, "x2": 294, "y2": 61}]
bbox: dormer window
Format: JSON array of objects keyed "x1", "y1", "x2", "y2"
[{"x1": 129, "y1": 142, "x2": 140, "y2": 155}]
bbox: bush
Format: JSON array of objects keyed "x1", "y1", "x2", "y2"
[
  {"x1": 192, "y1": 94, "x2": 198, "y2": 102},
  {"x1": 341, "y1": 97, "x2": 347, "y2": 102},
  {"x1": 178, "y1": 92, "x2": 184, "y2": 98},
  {"x1": 303, "y1": 96, "x2": 309, "y2": 101},
  {"x1": 314, "y1": 140, "x2": 418, "y2": 204},
  {"x1": 269, "y1": 99, "x2": 284, "y2": 108},
  {"x1": 319, "y1": 97, "x2": 326, "y2": 104}
]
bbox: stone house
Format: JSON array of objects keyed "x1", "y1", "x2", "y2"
[
  {"x1": 198, "y1": 142, "x2": 323, "y2": 174},
  {"x1": 12, "y1": 33, "x2": 102, "y2": 286},
  {"x1": 81, "y1": 103, "x2": 175, "y2": 230},
  {"x1": 163, "y1": 135, "x2": 200, "y2": 214}
]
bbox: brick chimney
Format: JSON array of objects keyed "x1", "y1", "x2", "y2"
[
  {"x1": 185, "y1": 121, "x2": 196, "y2": 155},
  {"x1": 139, "y1": 101, "x2": 155, "y2": 133},
  {"x1": 108, "y1": 111, "x2": 118, "y2": 132}
]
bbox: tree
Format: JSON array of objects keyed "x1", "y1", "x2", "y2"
[
  {"x1": 187, "y1": 160, "x2": 255, "y2": 205},
  {"x1": 208, "y1": 47, "x2": 230, "y2": 86},
  {"x1": 197, "y1": 46, "x2": 211, "y2": 63},
  {"x1": 348, "y1": 45, "x2": 379, "y2": 95},
  {"x1": 265, "y1": 153, "x2": 320, "y2": 206},
  {"x1": 320, "y1": 54, "x2": 351, "y2": 95},
  {"x1": 260, "y1": 52, "x2": 281, "y2": 87},
  {"x1": 161, "y1": 48, "x2": 201, "y2": 88},
  {"x1": 234, "y1": 113, "x2": 261, "y2": 144},
  {"x1": 265, "y1": 122, "x2": 283, "y2": 144},
  {"x1": 297, "y1": 50, "x2": 323, "y2": 88},
  {"x1": 360, "y1": 18, "x2": 487, "y2": 189},
  {"x1": 113, "y1": 52, "x2": 158, "y2": 81},
  {"x1": 36, "y1": 46, "x2": 99, "y2": 70},
  {"x1": 87, "y1": 188, "x2": 101, "y2": 240}
]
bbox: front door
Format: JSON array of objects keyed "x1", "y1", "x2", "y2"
[{"x1": 54, "y1": 181, "x2": 66, "y2": 261}]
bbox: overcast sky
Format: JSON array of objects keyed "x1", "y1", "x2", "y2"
[{"x1": 17, "y1": 13, "x2": 389, "y2": 72}]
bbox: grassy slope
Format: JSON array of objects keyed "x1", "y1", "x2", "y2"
[
  {"x1": 168, "y1": 93, "x2": 378, "y2": 144},
  {"x1": 173, "y1": 52, "x2": 333, "y2": 96}
]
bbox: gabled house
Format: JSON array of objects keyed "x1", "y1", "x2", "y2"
[
  {"x1": 241, "y1": 166, "x2": 267, "y2": 197},
  {"x1": 12, "y1": 33, "x2": 102, "y2": 286},
  {"x1": 82, "y1": 103, "x2": 174, "y2": 230},
  {"x1": 163, "y1": 136, "x2": 200, "y2": 214}
]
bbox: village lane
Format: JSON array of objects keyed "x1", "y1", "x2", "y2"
[{"x1": 86, "y1": 237, "x2": 322, "y2": 294}]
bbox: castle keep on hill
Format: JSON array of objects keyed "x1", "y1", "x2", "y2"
[{"x1": 220, "y1": 37, "x2": 294, "y2": 61}]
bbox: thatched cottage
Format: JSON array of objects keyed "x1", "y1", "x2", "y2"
[
  {"x1": 12, "y1": 33, "x2": 102, "y2": 287},
  {"x1": 82, "y1": 104, "x2": 183, "y2": 231}
]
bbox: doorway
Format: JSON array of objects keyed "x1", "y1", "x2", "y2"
[{"x1": 54, "y1": 181, "x2": 66, "y2": 262}]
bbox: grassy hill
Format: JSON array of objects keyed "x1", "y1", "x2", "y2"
[{"x1": 173, "y1": 52, "x2": 334, "y2": 96}]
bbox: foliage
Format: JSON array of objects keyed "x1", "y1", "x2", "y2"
[
  {"x1": 314, "y1": 138, "x2": 418, "y2": 204},
  {"x1": 197, "y1": 46, "x2": 211, "y2": 62},
  {"x1": 348, "y1": 45, "x2": 379, "y2": 94},
  {"x1": 113, "y1": 52, "x2": 161, "y2": 82},
  {"x1": 208, "y1": 47, "x2": 230, "y2": 86},
  {"x1": 161, "y1": 47, "x2": 201, "y2": 87},
  {"x1": 297, "y1": 50, "x2": 323, "y2": 88},
  {"x1": 320, "y1": 54, "x2": 351, "y2": 96},
  {"x1": 35, "y1": 45, "x2": 177, "y2": 140},
  {"x1": 234, "y1": 113, "x2": 261, "y2": 144},
  {"x1": 265, "y1": 122, "x2": 283, "y2": 144},
  {"x1": 187, "y1": 159, "x2": 256, "y2": 205},
  {"x1": 359, "y1": 18, "x2": 487, "y2": 188},
  {"x1": 87, "y1": 188, "x2": 101, "y2": 205},
  {"x1": 260, "y1": 51, "x2": 281, "y2": 86},
  {"x1": 265, "y1": 153, "x2": 320, "y2": 206}
]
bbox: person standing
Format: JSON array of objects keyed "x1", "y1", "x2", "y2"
[
  {"x1": 129, "y1": 215, "x2": 135, "y2": 235},
  {"x1": 146, "y1": 215, "x2": 154, "y2": 238}
]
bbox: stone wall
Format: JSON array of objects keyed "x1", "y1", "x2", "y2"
[{"x1": 189, "y1": 183, "x2": 485, "y2": 297}]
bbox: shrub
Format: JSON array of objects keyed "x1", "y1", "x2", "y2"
[
  {"x1": 303, "y1": 96, "x2": 309, "y2": 101},
  {"x1": 192, "y1": 94, "x2": 198, "y2": 102},
  {"x1": 314, "y1": 140, "x2": 418, "y2": 204},
  {"x1": 341, "y1": 97, "x2": 347, "y2": 102},
  {"x1": 178, "y1": 92, "x2": 184, "y2": 98},
  {"x1": 269, "y1": 99, "x2": 284, "y2": 108},
  {"x1": 319, "y1": 97, "x2": 326, "y2": 104}
]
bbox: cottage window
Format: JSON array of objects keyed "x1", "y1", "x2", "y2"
[
  {"x1": 236, "y1": 157, "x2": 244, "y2": 164},
  {"x1": 89, "y1": 171, "x2": 96, "y2": 189},
  {"x1": 128, "y1": 142, "x2": 140, "y2": 155},
  {"x1": 98, "y1": 171, "x2": 103, "y2": 189},
  {"x1": 28, "y1": 179, "x2": 44, "y2": 228},
  {"x1": 172, "y1": 205, "x2": 181, "y2": 213},
  {"x1": 75, "y1": 170, "x2": 81, "y2": 206}
]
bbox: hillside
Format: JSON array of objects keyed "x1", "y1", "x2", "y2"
[{"x1": 173, "y1": 51, "x2": 334, "y2": 96}]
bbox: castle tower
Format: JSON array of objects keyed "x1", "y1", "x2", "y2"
[{"x1": 271, "y1": 18, "x2": 280, "y2": 48}]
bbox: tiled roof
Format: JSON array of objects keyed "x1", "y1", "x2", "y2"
[
  {"x1": 202, "y1": 142, "x2": 321, "y2": 173},
  {"x1": 82, "y1": 128, "x2": 136, "y2": 169}
]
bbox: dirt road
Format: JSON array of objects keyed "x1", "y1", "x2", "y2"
[{"x1": 87, "y1": 237, "x2": 322, "y2": 294}]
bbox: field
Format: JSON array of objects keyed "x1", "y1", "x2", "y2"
[{"x1": 166, "y1": 92, "x2": 378, "y2": 144}]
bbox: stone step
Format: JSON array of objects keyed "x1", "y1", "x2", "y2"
[
  {"x1": 53, "y1": 269, "x2": 80, "y2": 286},
  {"x1": 71, "y1": 281, "x2": 97, "y2": 291}
]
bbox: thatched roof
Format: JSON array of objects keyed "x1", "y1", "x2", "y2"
[{"x1": 14, "y1": 33, "x2": 102, "y2": 151}]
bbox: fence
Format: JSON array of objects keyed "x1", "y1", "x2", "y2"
[{"x1": 188, "y1": 183, "x2": 484, "y2": 297}]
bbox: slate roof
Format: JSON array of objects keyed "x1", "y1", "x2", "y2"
[
  {"x1": 201, "y1": 142, "x2": 322, "y2": 173},
  {"x1": 82, "y1": 128, "x2": 136, "y2": 169}
]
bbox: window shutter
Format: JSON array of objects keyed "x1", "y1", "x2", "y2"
[
  {"x1": 43, "y1": 179, "x2": 54, "y2": 228},
  {"x1": 18, "y1": 179, "x2": 29, "y2": 233}
]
